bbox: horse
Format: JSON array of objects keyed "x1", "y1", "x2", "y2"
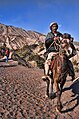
[{"x1": 43, "y1": 38, "x2": 76, "y2": 113}]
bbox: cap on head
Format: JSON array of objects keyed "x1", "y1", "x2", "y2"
[
  {"x1": 50, "y1": 22, "x2": 58, "y2": 30},
  {"x1": 63, "y1": 33, "x2": 71, "y2": 39}
]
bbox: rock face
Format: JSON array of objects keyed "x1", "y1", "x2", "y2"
[
  {"x1": 70, "y1": 42, "x2": 79, "y2": 72},
  {"x1": 0, "y1": 23, "x2": 45, "y2": 50},
  {"x1": 0, "y1": 23, "x2": 46, "y2": 68}
]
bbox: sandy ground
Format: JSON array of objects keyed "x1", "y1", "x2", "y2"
[{"x1": 0, "y1": 60, "x2": 79, "y2": 119}]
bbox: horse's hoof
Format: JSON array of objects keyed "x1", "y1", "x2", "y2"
[
  {"x1": 45, "y1": 94, "x2": 48, "y2": 98},
  {"x1": 56, "y1": 107, "x2": 62, "y2": 114},
  {"x1": 49, "y1": 93, "x2": 55, "y2": 99},
  {"x1": 42, "y1": 76, "x2": 47, "y2": 81}
]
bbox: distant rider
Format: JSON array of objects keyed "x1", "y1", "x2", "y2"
[{"x1": 1, "y1": 43, "x2": 10, "y2": 62}]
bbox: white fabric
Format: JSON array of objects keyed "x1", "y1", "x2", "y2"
[{"x1": 44, "y1": 52, "x2": 58, "y2": 75}]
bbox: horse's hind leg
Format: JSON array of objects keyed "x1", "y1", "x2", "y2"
[
  {"x1": 45, "y1": 76, "x2": 55, "y2": 99},
  {"x1": 45, "y1": 77, "x2": 50, "y2": 97},
  {"x1": 49, "y1": 77, "x2": 55, "y2": 99}
]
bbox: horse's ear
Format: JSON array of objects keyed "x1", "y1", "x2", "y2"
[
  {"x1": 60, "y1": 39, "x2": 62, "y2": 43},
  {"x1": 70, "y1": 37, "x2": 74, "y2": 42},
  {"x1": 60, "y1": 38, "x2": 63, "y2": 44}
]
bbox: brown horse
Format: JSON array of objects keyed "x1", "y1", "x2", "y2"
[{"x1": 43, "y1": 38, "x2": 76, "y2": 113}]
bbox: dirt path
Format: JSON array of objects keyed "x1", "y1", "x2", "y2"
[{"x1": 0, "y1": 62, "x2": 79, "y2": 119}]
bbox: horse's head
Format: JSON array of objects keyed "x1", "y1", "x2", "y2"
[
  {"x1": 60, "y1": 37, "x2": 74, "y2": 57},
  {"x1": 59, "y1": 33, "x2": 76, "y2": 57}
]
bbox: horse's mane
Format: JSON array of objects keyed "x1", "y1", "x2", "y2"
[{"x1": 50, "y1": 50, "x2": 68, "y2": 69}]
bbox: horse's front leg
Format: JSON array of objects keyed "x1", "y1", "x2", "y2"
[
  {"x1": 55, "y1": 80, "x2": 62, "y2": 113},
  {"x1": 60, "y1": 76, "x2": 66, "y2": 90}
]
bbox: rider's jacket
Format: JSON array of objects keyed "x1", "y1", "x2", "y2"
[{"x1": 45, "y1": 31, "x2": 62, "y2": 53}]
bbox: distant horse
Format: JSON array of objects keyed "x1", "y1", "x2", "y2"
[{"x1": 43, "y1": 38, "x2": 76, "y2": 113}]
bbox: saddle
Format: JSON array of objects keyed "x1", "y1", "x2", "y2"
[{"x1": 50, "y1": 59, "x2": 55, "y2": 70}]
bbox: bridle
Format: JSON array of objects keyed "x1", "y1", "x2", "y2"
[{"x1": 59, "y1": 39, "x2": 73, "y2": 57}]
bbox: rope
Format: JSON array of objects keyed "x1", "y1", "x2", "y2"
[{"x1": 45, "y1": 40, "x2": 60, "y2": 55}]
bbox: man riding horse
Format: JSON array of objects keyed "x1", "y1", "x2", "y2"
[{"x1": 42, "y1": 22, "x2": 76, "y2": 80}]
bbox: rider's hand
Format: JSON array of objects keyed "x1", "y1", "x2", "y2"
[{"x1": 54, "y1": 36, "x2": 59, "y2": 41}]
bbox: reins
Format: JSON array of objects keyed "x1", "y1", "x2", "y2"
[{"x1": 44, "y1": 40, "x2": 60, "y2": 55}]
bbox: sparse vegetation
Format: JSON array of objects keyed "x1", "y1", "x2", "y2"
[
  {"x1": 11, "y1": 44, "x2": 45, "y2": 68},
  {"x1": 73, "y1": 60, "x2": 78, "y2": 65},
  {"x1": 74, "y1": 66, "x2": 79, "y2": 72}
]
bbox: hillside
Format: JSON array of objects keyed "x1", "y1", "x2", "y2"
[
  {"x1": 0, "y1": 23, "x2": 45, "y2": 50},
  {"x1": 0, "y1": 23, "x2": 46, "y2": 68},
  {"x1": 0, "y1": 23, "x2": 79, "y2": 70}
]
